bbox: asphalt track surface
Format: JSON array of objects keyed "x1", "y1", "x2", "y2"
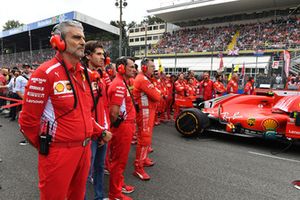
[{"x1": 1, "y1": 114, "x2": 300, "y2": 200}]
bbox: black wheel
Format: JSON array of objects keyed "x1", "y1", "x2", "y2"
[{"x1": 175, "y1": 108, "x2": 210, "y2": 136}]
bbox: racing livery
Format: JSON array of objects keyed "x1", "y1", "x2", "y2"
[{"x1": 175, "y1": 91, "x2": 300, "y2": 140}]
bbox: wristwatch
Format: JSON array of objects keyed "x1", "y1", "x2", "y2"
[{"x1": 102, "y1": 130, "x2": 107, "y2": 138}]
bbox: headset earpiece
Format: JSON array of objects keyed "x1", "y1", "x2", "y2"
[
  {"x1": 117, "y1": 64, "x2": 126, "y2": 75},
  {"x1": 141, "y1": 65, "x2": 148, "y2": 73},
  {"x1": 50, "y1": 34, "x2": 66, "y2": 52},
  {"x1": 50, "y1": 24, "x2": 66, "y2": 52}
]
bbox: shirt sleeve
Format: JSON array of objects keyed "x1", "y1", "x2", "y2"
[
  {"x1": 92, "y1": 118, "x2": 106, "y2": 137},
  {"x1": 7, "y1": 78, "x2": 13, "y2": 91},
  {"x1": 138, "y1": 78, "x2": 161, "y2": 102},
  {"x1": 226, "y1": 81, "x2": 232, "y2": 93},
  {"x1": 14, "y1": 77, "x2": 22, "y2": 92},
  {"x1": 18, "y1": 69, "x2": 51, "y2": 148},
  {"x1": 109, "y1": 83, "x2": 126, "y2": 106}
]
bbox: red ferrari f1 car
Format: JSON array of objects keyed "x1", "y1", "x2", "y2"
[{"x1": 175, "y1": 90, "x2": 300, "y2": 141}]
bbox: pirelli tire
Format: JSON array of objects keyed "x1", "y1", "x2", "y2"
[{"x1": 175, "y1": 108, "x2": 210, "y2": 136}]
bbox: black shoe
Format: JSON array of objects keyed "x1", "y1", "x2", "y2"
[
  {"x1": 4, "y1": 115, "x2": 11, "y2": 118},
  {"x1": 10, "y1": 118, "x2": 16, "y2": 121}
]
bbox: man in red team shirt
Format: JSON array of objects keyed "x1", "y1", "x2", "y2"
[
  {"x1": 108, "y1": 56, "x2": 137, "y2": 200},
  {"x1": 200, "y1": 72, "x2": 214, "y2": 101},
  {"x1": 227, "y1": 73, "x2": 239, "y2": 94},
  {"x1": 19, "y1": 21, "x2": 107, "y2": 200},
  {"x1": 213, "y1": 74, "x2": 226, "y2": 97},
  {"x1": 164, "y1": 74, "x2": 173, "y2": 121},
  {"x1": 133, "y1": 58, "x2": 161, "y2": 180},
  {"x1": 244, "y1": 77, "x2": 255, "y2": 95},
  {"x1": 83, "y1": 40, "x2": 113, "y2": 200},
  {"x1": 174, "y1": 73, "x2": 186, "y2": 120}
]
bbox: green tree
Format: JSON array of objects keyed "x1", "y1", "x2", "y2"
[
  {"x1": 3, "y1": 20, "x2": 24, "y2": 31},
  {"x1": 141, "y1": 16, "x2": 164, "y2": 25},
  {"x1": 110, "y1": 20, "x2": 136, "y2": 58}
]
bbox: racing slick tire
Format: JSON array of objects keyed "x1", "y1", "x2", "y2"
[{"x1": 175, "y1": 108, "x2": 210, "y2": 136}]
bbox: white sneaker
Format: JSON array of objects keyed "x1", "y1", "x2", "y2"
[{"x1": 19, "y1": 140, "x2": 29, "y2": 146}]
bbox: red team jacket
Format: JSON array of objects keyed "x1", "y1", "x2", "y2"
[
  {"x1": 133, "y1": 73, "x2": 161, "y2": 110},
  {"x1": 19, "y1": 53, "x2": 105, "y2": 148},
  {"x1": 107, "y1": 73, "x2": 136, "y2": 122},
  {"x1": 244, "y1": 81, "x2": 255, "y2": 95},
  {"x1": 227, "y1": 79, "x2": 238, "y2": 94}
]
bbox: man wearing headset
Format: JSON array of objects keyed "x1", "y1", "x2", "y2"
[
  {"x1": 132, "y1": 58, "x2": 161, "y2": 180},
  {"x1": 19, "y1": 20, "x2": 107, "y2": 200},
  {"x1": 107, "y1": 56, "x2": 137, "y2": 200},
  {"x1": 83, "y1": 40, "x2": 112, "y2": 200}
]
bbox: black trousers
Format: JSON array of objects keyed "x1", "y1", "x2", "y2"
[{"x1": 10, "y1": 93, "x2": 22, "y2": 120}]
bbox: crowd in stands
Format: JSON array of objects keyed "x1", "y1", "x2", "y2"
[
  {"x1": 0, "y1": 41, "x2": 113, "y2": 68},
  {"x1": 1, "y1": 49, "x2": 54, "y2": 69},
  {"x1": 150, "y1": 17, "x2": 300, "y2": 54}
]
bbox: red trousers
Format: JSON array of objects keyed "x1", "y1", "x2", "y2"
[
  {"x1": 136, "y1": 108, "x2": 155, "y2": 146},
  {"x1": 38, "y1": 145, "x2": 91, "y2": 200},
  {"x1": 109, "y1": 122, "x2": 134, "y2": 199}
]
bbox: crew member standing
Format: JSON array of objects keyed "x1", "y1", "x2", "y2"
[
  {"x1": 213, "y1": 74, "x2": 226, "y2": 97},
  {"x1": 108, "y1": 56, "x2": 137, "y2": 200},
  {"x1": 18, "y1": 20, "x2": 107, "y2": 200},
  {"x1": 173, "y1": 73, "x2": 186, "y2": 120},
  {"x1": 83, "y1": 40, "x2": 112, "y2": 200},
  {"x1": 133, "y1": 58, "x2": 161, "y2": 181},
  {"x1": 200, "y1": 72, "x2": 214, "y2": 101},
  {"x1": 186, "y1": 78, "x2": 196, "y2": 97},
  {"x1": 227, "y1": 73, "x2": 239, "y2": 94},
  {"x1": 164, "y1": 74, "x2": 173, "y2": 121},
  {"x1": 244, "y1": 77, "x2": 255, "y2": 95}
]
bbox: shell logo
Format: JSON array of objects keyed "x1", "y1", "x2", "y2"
[
  {"x1": 262, "y1": 119, "x2": 279, "y2": 131},
  {"x1": 55, "y1": 82, "x2": 65, "y2": 93}
]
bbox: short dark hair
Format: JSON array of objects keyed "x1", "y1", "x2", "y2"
[
  {"x1": 84, "y1": 40, "x2": 104, "y2": 55},
  {"x1": 141, "y1": 58, "x2": 154, "y2": 66},
  {"x1": 215, "y1": 74, "x2": 222, "y2": 79},
  {"x1": 115, "y1": 56, "x2": 135, "y2": 67}
]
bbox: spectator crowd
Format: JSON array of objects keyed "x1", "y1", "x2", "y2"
[{"x1": 150, "y1": 17, "x2": 300, "y2": 54}]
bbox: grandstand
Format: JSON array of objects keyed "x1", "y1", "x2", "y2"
[
  {"x1": 0, "y1": 11, "x2": 119, "y2": 68},
  {"x1": 146, "y1": 0, "x2": 300, "y2": 80}
]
